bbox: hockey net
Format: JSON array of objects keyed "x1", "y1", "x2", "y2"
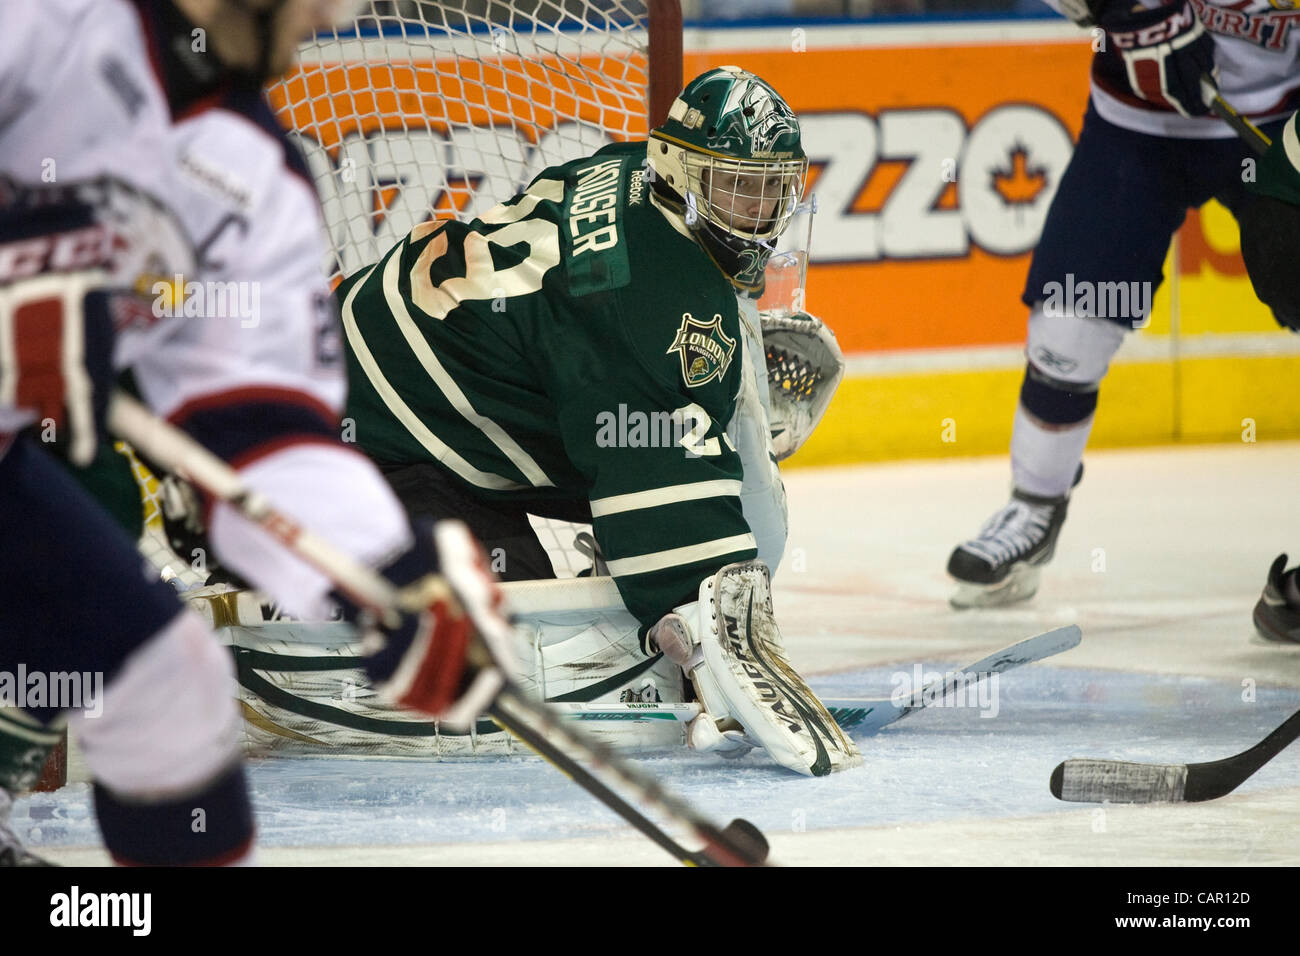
[{"x1": 132, "y1": 0, "x2": 682, "y2": 582}]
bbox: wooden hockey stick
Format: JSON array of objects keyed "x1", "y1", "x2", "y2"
[
  {"x1": 1202, "y1": 76, "x2": 1273, "y2": 156},
  {"x1": 1050, "y1": 707, "x2": 1300, "y2": 803},
  {"x1": 108, "y1": 392, "x2": 770, "y2": 867}
]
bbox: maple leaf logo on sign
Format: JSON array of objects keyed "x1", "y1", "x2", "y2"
[
  {"x1": 991, "y1": 144, "x2": 1047, "y2": 206},
  {"x1": 667, "y1": 312, "x2": 736, "y2": 387}
]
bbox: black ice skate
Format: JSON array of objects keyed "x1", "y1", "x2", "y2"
[
  {"x1": 1252, "y1": 553, "x2": 1300, "y2": 645},
  {"x1": 947, "y1": 486, "x2": 1071, "y2": 609}
]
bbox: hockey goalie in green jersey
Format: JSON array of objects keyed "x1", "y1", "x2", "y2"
[{"x1": 334, "y1": 67, "x2": 858, "y2": 775}]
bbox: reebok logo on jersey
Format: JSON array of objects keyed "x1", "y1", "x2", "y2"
[
  {"x1": 627, "y1": 169, "x2": 647, "y2": 206},
  {"x1": 667, "y1": 312, "x2": 736, "y2": 387}
]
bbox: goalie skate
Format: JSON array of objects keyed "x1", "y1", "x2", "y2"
[{"x1": 947, "y1": 486, "x2": 1070, "y2": 609}]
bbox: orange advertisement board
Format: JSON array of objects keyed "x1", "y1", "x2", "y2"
[
  {"x1": 685, "y1": 35, "x2": 1292, "y2": 351},
  {"x1": 270, "y1": 28, "x2": 1282, "y2": 352},
  {"x1": 687, "y1": 40, "x2": 1098, "y2": 352}
]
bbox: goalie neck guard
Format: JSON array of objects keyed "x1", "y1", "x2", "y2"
[{"x1": 648, "y1": 67, "x2": 808, "y2": 296}]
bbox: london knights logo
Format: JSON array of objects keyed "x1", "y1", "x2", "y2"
[{"x1": 667, "y1": 312, "x2": 736, "y2": 387}]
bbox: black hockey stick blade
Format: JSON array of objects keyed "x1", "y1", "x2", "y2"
[
  {"x1": 1050, "y1": 707, "x2": 1300, "y2": 803},
  {"x1": 489, "y1": 685, "x2": 770, "y2": 866}
]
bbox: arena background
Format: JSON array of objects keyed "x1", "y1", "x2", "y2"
[{"x1": 677, "y1": 7, "x2": 1300, "y2": 466}]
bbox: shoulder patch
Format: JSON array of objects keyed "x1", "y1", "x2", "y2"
[{"x1": 667, "y1": 312, "x2": 736, "y2": 387}]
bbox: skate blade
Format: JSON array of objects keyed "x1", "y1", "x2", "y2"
[{"x1": 949, "y1": 563, "x2": 1042, "y2": 610}]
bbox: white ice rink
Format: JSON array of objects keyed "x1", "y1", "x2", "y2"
[{"x1": 17, "y1": 441, "x2": 1300, "y2": 866}]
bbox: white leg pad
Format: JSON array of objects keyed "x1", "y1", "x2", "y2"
[
  {"x1": 676, "y1": 561, "x2": 861, "y2": 776},
  {"x1": 229, "y1": 577, "x2": 688, "y2": 757}
]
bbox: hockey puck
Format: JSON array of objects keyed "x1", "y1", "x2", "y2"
[
  {"x1": 722, "y1": 817, "x2": 769, "y2": 865},
  {"x1": 1049, "y1": 762, "x2": 1064, "y2": 800}
]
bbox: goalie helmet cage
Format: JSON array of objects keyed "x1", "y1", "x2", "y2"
[{"x1": 267, "y1": 0, "x2": 685, "y2": 577}]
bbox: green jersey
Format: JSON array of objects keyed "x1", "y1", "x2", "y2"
[{"x1": 338, "y1": 142, "x2": 766, "y2": 629}]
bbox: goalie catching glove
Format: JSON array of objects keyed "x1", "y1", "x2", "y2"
[
  {"x1": 344, "y1": 520, "x2": 516, "y2": 728},
  {"x1": 761, "y1": 311, "x2": 844, "y2": 461},
  {"x1": 648, "y1": 561, "x2": 861, "y2": 776}
]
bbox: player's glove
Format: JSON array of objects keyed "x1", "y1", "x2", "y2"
[
  {"x1": 1100, "y1": 0, "x2": 1217, "y2": 118},
  {"x1": 1239, "y1": 111, "x2": 1300, "y2": 332},
  {"x1": 356, "y1": 520, "x2": 515, "y2": 727},
  {"x1": 0, "y1": 177, "x2": 192, "y2": 465},
  {"x1": 0, "y1": 182, "x2": 119, "y2": 465}
]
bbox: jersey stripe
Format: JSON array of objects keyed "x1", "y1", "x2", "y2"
[
  {"x1": 1285, "y1": 114, "x2": 1300, "y2": 173},
  {"x1": 340, "y1": 260, "x2": 528, "y2": 491},
  {"x1": 380, "y1": 249, "x2": 555, "y2": 488},
  {"x1": 589, "y1": 479, "x2": 743, "y2": 518},
  {"x1": 605, "y1": 533, "x2": 757, "y2": 578}
]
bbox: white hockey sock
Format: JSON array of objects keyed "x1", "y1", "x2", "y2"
[
  {"x1": 1011, "y1": 306, "x2": 1126, "y2": 498},
  {"x1": 1010, "y1": 402, "x2": 1094, "y2": 498}
]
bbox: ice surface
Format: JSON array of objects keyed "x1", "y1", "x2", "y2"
[{"x1": 16, "y1": 443, "x2": 1300, "y2": 865}]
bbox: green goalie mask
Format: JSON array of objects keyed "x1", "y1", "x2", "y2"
[{"x1": 647, "y1": 66, "x2": 808, "y2": 294}]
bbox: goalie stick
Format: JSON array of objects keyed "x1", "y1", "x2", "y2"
[
  {"x1": 836, "y1": 625, "x2": 1082, "y2": 733},
  {"x1": 1050, "y1": 706, "x2": 1300, "y2": 804},
  {"x1": 107, "y1": 393, "x2": 769, "y2": 867},
  {"x1": 555, "y1": 625, "x2": 1082, "y2": 733}
]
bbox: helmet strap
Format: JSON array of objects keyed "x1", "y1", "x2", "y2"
[{"x1": 684, "y1": 191, "x2": 700, "y2": 228}]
